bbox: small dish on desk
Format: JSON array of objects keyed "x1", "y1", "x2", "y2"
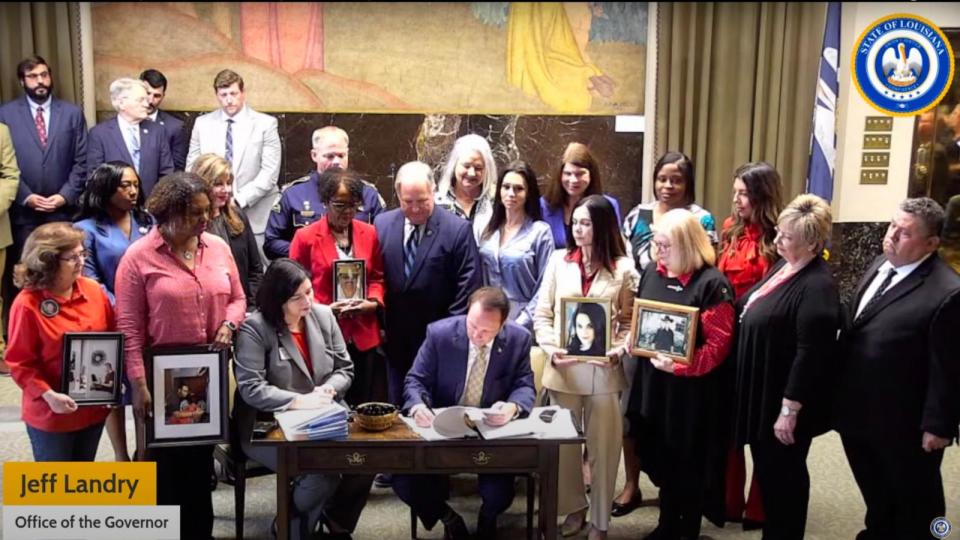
[{"x1": 354, "y1": 402, "x2": 398, "y2": 432}]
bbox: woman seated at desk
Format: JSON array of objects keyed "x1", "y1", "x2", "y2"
[{"x1": 235, "y1": 258, "x2": 355, "y2": 540}]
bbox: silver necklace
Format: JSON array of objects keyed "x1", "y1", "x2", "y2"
[{"x1": 183, "y1": 250, "x2": 194, "y2": 260}]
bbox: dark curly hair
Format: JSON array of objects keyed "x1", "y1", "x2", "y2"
[
  {"x1": 146, "y1": 172, "x2": 209, "y2": 228},
  {"x1": 318, "y1": 168, "x2": 364, "y2": 204},
  {"x1": 77, "y1": 161, "x2": 151, "y2": 225}
]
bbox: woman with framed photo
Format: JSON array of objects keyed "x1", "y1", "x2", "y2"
[
  {"x1": 115, "y1": 172, "x2": 246, "y2": 539},
  {"x1": 478, "y1": 161, "x2": 554, "y2": 335},
  {"x1": 614, "y1": 151, "x2": 717, "y2": 517},
  {"x1": 235, "y1": 258, "x2": 356, "y2": 539},
  {"x1": 6, "y1": 223, "x2": 114, "y2": 461},
  {"x1": 533, "y1": 194, "x2": 637, "y2": 540},
  {"x1": 74, "y1": 161, "x2": 154, "y2": 462},
  {"x1": 190, "y1": 153, "x2": 264, "y2": 308},
  {"x1": 732, "y1": 195, "x2": 839, "y2": 540},
  {"x1": 712, "y1": 162, "x2": 783, "y2": 528},
  {"x1": 626, "y1": 209, "x2": 735, "y2": 540}
]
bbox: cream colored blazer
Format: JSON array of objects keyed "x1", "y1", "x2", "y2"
[{"x1": 534, "y1": 251, "x2": 638, "y2": 395}]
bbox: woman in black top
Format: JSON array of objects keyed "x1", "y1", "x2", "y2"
[
  {"x1": 732, "y1": 194, "x2": 839, "y2": 540},
  {"x1": 191, "y1": 153, "x2": 263, "y2": 308},
  {"x1": 566, "y1": 302, "x2": 607, "y2": 357},
  {"x1": 627, "y1": 209, "x2": 735, "y2": 540}
]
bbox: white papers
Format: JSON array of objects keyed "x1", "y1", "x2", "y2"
[
  {"x1": 276, "y1": 402, "x2": 349, "y2": 441},
  {"x1": 400, "y1": 406, "x2": 579, "y2": 441}
]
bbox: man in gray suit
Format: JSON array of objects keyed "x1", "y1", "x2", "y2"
[{"x1": 186, "y1": 69, "x2": 280, "y2": 259}]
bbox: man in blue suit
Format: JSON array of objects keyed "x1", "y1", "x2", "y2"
[
  {"x1": 374, "y1": 160, "x2": 482, "y2": 404},
  {"x1": 0, "y1": 55, "x2": 87, "y2": 241},
  {"x1": 140, "y1": 69, "x2": 187, "y2": 171},
  {"x1": 395, "y1": 287, "x2": 535, "y2": 539},
  {"x1": 0, "y1": 55, "x2": 88, "y2": 339},
  {"x1": 87, "y1": 78, "x2": 173, "y2": 198}
]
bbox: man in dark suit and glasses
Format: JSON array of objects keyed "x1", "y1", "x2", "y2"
[{"x1": 835, "y1": 197, "x2": 960, "y2": 540}]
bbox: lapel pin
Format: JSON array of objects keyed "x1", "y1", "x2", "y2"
[{"x1": 40, "y1": 299, "x2": 60, "y2": 318}]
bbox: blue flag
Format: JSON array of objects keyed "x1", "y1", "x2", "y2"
[{"x1": 806, "y1": 2, "x2": 841, "y2": 201}]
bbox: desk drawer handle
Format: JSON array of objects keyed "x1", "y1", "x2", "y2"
[
  {"x1": 472, "y1": 451, "x2": 493, "y2": 466},
  {"x1": 345, "y1": 452, "x2": 367, "y2": 466}
]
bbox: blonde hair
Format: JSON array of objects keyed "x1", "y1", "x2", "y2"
[
  {"x1": 14, "y1": 222, "x2": 85, "y2": 290},
  {"x1": 652, "y1": 208, "x2": 716, "y2": 274},
  {"x1": 778, "y1": 194, "x2": 832, "y2": 251},
  {"x1": 190, "y1": 153, "x2": 245, "y2": 236}
]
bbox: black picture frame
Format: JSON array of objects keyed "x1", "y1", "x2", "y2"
[
  {"x1": 145, "y1": 345, "x2": 229, "y2": 448},
  {"x1": 60, "y1": 332, "x2": 124, "y2": 406},
  {"x1": 332, "y1": 259, "x2": 366, "y2": 302}
]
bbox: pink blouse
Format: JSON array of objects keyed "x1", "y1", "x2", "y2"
[{"x1": 115, "y1": 229, "x2": 246, "y2": 380}]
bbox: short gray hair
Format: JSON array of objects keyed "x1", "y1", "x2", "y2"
[
  {"x1": 900, "y1": 197, "x2": 945, "y2": 237},
  {"x1": 394, "y1": 161, "x2": 435, "y2": 194},
  {"x1": 109, "y1": 78, "x2": 147, "y2": 111},
  {"x1": 312, "y1": 126, "x2": 349, "y2": 149}
]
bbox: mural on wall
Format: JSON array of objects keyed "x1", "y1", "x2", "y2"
[{"x1": 92, "y1": 2, "x2": 646, "y2": 114}]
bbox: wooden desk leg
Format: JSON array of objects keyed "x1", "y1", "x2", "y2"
[
  {"x1": 277, "y1": 446, "x2": 291, "y2": 540},
  {"x1": 538, "y1": 443, "x2": 560, "y2": 540}
]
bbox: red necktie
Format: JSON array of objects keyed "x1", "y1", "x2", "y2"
[{"x1": 35, "y1": 106, "x2": 47, "y2": 147}]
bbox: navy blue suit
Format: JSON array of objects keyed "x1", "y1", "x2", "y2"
[
  {"x1": 264, "y1": 170, "x2": 385, "y2": 259},
  {"x1": 154, "y1": 111, "x2": 187, "y2": 171},
  {"x1": 0, "y1": 96, "x2": 87, "y2": 234},
  {"x1": 87, "y1": 118, "x2": 174, "y2": 198},
  {"x1": 374, "y1": 207, "x2": 482, "y2": 403},
  {"x1": 394, "y1": 315, "x2": 535, "y2": 529}
]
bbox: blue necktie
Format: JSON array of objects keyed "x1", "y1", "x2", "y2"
[
  {"x1": 225, "y1": 118, "x2": 234, "y2": 164},
  {"x1": 404, "y1": 226, "x2": 420, "y2": 280},
  {"x1": 128, "y1": 125, "x2": 141, "y2": 173}
]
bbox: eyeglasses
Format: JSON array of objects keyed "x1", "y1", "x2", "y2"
[
  {"x1": 328, "y1": 201, "x2": 360, "y2": 212},
  {"x1": 653, "y1": 240, "x2": 671, "y2": 251},
  {"x1": 23, "y1": 71, "x2": 50, "y2": 81},
  {"x1": 59, "y1": 251, "x2": 89, "y2": 264}
]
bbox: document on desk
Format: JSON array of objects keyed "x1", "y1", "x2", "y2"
[
  {"x1": 400, "y1": 406, "x2": 579, "y2": 440},
  {"x1": 276, "y1": 402, "x2": 349, "y2": 441}
]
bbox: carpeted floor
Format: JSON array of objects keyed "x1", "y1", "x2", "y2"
[{"x1": 0, "y1": 375, "x2": 957, "y2": 539}]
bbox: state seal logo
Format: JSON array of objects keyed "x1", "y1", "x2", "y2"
[{"x1": 852, "y1": 14, "x2": 955, "y2": 116}]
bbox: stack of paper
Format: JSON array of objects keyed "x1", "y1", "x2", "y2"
[
  {"x1": 401, "y1": 406, "x2": 580, "y2": 441},
  {"x1": 275, "y1": 403, "x2": 349, "y2": 441}
]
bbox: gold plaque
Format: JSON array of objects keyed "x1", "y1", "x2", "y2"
[
  {"x1": 864, "y1": 116, "x2": 894, "y2": 132},
  {"x1": 861, "y1": 152, "x2": 890, "y2": 168},
  {"x1": 860, "y1": 169, "x2": 888, "y2": 185},
  {"x1": 863, "y1": 134, "x2": 892, "y2": 150}
]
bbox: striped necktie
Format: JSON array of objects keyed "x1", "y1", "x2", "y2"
[
  {"x1": 128, "y1": 124, "x2": 141, "y2": 173},
  {"x1": 856, "y1": 268, "x2": 897, "y2": 321},
  {"x1": 225, "y1": 118, "x2": 234, "y2": 164},
  {"x1": 404, "y1": 226, "x2": 420, "y2": 280}
]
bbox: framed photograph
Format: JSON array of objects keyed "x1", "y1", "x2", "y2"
[
  {"x1": 333, "y1": 259, "x2": 366, "y2": 302},
  {"x1": 560, "y1": 297, "x2": 612, "y2": 361},
  {"x1": 60, "y1": 332, "x2": 124, "y2": 406},
  {"x1": 630, "y1": 299, "x2": 700, "y2": 365},
  {"x1": 145, "y1": 346, "x2": 228, "y2": 448}
]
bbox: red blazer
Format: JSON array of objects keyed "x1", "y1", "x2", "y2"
[{"x1": 290, "y1": 217, "x2": 385, "y2": 351}]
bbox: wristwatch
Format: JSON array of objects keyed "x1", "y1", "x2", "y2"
[
  {"x1": 780, "y1": 405, "x2": 799, "y2": 417},
  {"x1": 221, "y1": 320, "x2": 238, "y2": 333}
]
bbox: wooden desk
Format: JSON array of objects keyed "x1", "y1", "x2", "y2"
[{"x1": 253, "y1": 418, "x2": 581, "y2": 540}]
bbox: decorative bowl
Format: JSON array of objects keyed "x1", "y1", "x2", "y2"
[{"x1": 354, "y1": 402, "x2": 398, "y2": 432}]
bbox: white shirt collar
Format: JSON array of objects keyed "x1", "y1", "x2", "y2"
[
  {"x1": 147, "y1": 111, "x2": 159, "y2": 122},
  {"x1": 221, "y1": 105, "x2": 248, "y2": 123},
  {"x1": 880, "y1": 252, "x2": 932, "y2": 277},
  {"x1": 116, "y1": 115, "x2": 139, "y2": 134}
]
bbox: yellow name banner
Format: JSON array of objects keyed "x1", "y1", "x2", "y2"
[{"x1": 3, "y1": 462, "x2": 156, "y2": 505}]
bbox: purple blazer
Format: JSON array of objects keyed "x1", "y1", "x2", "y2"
[{"x1": 539, "y1": 194, "x2": 622, "y2": 249}]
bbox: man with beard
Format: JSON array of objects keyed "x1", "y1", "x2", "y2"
[
  {"x1": 140, "y1": 69, "x2": 187, "y2": 171},
  {"x1": 0, "y1": 55, "x2": 88, "y2": 373},
  {"x1": 87, "y1": 78, "x2": 173, "y2": 198}
]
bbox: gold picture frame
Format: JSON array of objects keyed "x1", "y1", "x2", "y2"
[{"x1": 630, "y1": 299, "x2": 699, "y2": 365}]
